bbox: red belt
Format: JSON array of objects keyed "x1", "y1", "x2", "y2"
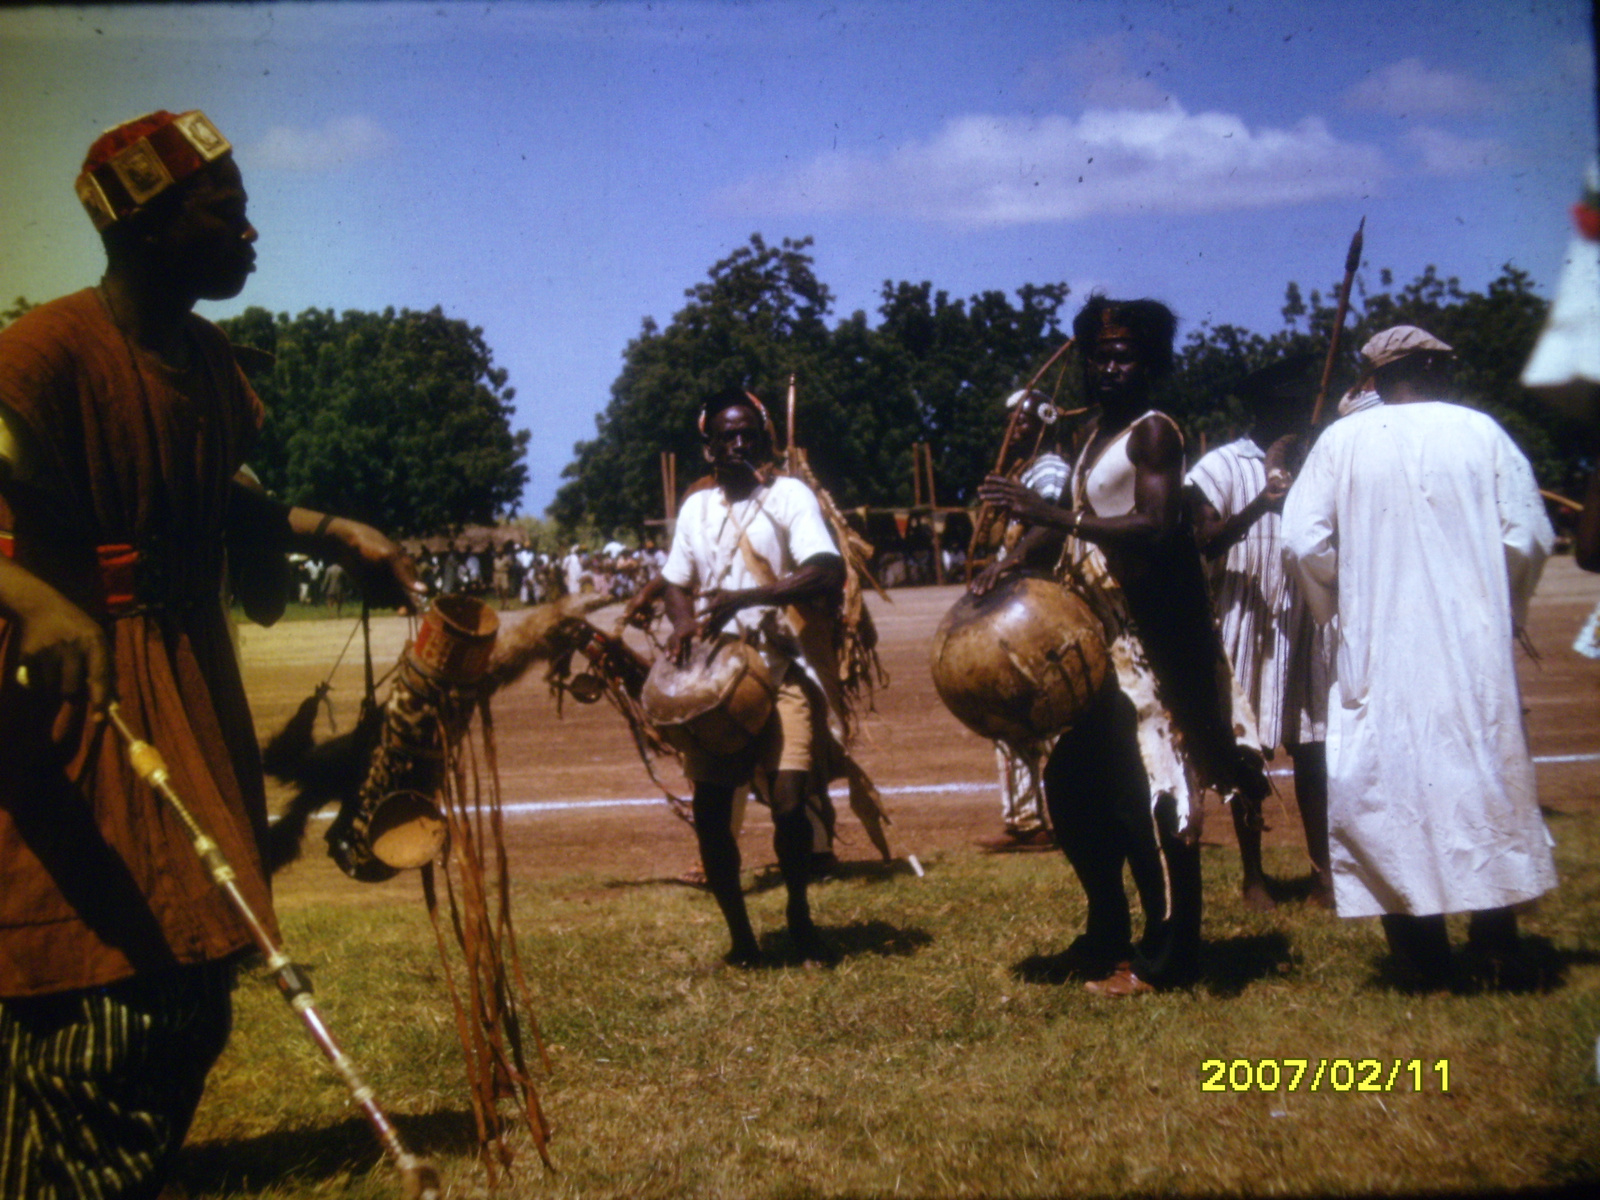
[
  {"x1": 95, "y1": 544, "x2": 141, "y2": 616},
  {"x1": 0, "y1": 534, "x2": 187, "y2": 618}
]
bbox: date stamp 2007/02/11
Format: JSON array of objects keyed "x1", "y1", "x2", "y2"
[{"x1": 1201, "y1": 1058, "x2": 1451, "y2": 1092}]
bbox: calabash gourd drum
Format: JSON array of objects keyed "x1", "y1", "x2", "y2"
[
  {"x1": 641, "y1": 635, "x2": 777, "y2": 759},
  {"x1": 929, "y1": 574, "x2": 1110, "y2": 748}
]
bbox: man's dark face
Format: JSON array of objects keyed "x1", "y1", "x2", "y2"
[
  {"x1": 154, "y1": 157, "x2": 258, "y2": 302},
  {"x1": 707, "y1": 404, "x2": 767, "y2": 473},
  {"x1": 1010, "y1": 404, "x2": 1044, "y2": 448},
  {"x1": 1379, "y1": 351, "x2": 1457, "y2": 401},
  {"x1": 1252, "y1": 384, "x2": 1315, "y2": 440},
  {"x1": 1085, "y1": 336, "x2": 1150, "y2": 405}
]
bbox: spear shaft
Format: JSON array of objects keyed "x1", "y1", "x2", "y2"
[
  {"x1": 1310, "y1": 217, "x2": 1365, "y2": 426},
  {"x1": 105, "y1": 702, "x2": 441, "y2": 1200}
]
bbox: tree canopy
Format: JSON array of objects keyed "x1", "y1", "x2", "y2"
[
  {"x1": 556, "y1": 235, "x2": 1578, "y2": 532},
  {"x1": 1164, "y1": 262, "x2": 1583, "y2": 491},
  {"x1": 219, "y1": 305, "x2": 530, "y2": 536},
  {"x1": 551, "y1": 235, "x2": 1072, "y2": 529}
]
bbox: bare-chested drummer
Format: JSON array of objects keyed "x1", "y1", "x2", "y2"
[
  {"x1": 980, "y1": 296, "x2": 1267, "y2": 996},
  {"x1": 661, "y1": 387, "x2": 844, "y2": 966}
]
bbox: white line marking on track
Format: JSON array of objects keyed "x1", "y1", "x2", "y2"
[{"x1": 293, "y1": 752, "x2": 1600, "y2": 821}]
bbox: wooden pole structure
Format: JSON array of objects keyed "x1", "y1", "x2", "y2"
[
  {"x1": 786, "y1": 373, "x2": 797, "y2": 458},
  {"x1": 660, "y1": 450, "x2": 677, "y2": 538},
  {"x1": 1310, "y1": 217, "x2": 1366, "y2": 427},
  {"x1": 1541, "y1": 488, "x2": 1585, "y2": 513},
  {"x1": 922, "y1": 443, "x2": 946, "y2": 584}
]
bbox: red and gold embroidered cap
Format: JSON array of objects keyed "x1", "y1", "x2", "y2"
[{"x1": 75, "y1": 110, "x2": 233, "y2": 231}]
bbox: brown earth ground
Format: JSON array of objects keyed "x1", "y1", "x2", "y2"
[{"x1": 243, "y1": 558, "x2": 1600, "y2": 912}]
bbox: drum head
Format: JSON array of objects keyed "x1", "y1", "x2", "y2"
[
  {"x1": 641, "y1": 636, "x2": 776, "y2": 756},
  {"x1": 369, "y1": 790, "x2": 450, "y2": 869},
  {"x1": 641, "y1": 636, "x2": 766, "y2": 726}
]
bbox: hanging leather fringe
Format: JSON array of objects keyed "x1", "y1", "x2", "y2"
[
  {"x1": 262, "y1": 597, "x2": 554, "y2": 1181},
  {"x1": 422, "y1": 690, "x2": 553, "y2": 1179}
]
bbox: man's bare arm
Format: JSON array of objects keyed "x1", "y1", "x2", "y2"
[
  {"x1": 977, "y1": 414, "x2": 1186, "y2": 550},
  {"x1": 227, "y1": 477, "x2": 424, "y2": 612}
]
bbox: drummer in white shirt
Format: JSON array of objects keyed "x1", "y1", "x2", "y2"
[{"x1": 661, "y1": 387, "x2": 844, "y2": 966}]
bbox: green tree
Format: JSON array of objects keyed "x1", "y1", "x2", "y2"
[
  {"x1": 553, "y1": 235, "x2": 837, "y2": 531},
  {"x1": 1174, "y1": 264, "x2": 1578, "y2": 489},
  {"x1": 554, "y1": 235, "x2": 1071, "y2": 529},
  {"x1": 219, "y1": 306, "x2": 529, "y2": 536},
  {"x1": 867, "y1": 280, "x2": 1072, "y2": 506},
  {"x1": 561, "y1": 247, "x2": 1574, "y2": 532}
]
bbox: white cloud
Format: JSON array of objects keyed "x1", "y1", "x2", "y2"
[
  {"x1": 1343, "y1": 58, "x2": 1500, "y2": 117},
  {"x1": 1405, "y1": 126, "x2": 1514, "y2": 175},
  {"x1": 722, "y1": 104, "x2": 1387, "y2": 227},
  {"x1": 251, "y1": 116, "x2": 393, "y2": 172}
]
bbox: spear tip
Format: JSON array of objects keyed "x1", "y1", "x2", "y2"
[{"x1": 1345, "y1": 217, "x2": 1366, "y2": 271}]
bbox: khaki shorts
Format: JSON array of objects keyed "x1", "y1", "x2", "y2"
[{"x1": 682, "y1": 668, "x2": 815, "y2": 786}]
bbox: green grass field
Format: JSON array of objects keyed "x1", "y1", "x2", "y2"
[{"x1": 179, "y1": 819, "x2": 1600, "y2": 1199}]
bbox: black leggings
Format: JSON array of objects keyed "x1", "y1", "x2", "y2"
[{"x1": 1045, "y1": 685, "x2": 1202, "y2": 987}]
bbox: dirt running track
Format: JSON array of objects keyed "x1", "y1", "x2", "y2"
[{"x1": 241, "y1": 559, "x2": 1600, "y2": 912}]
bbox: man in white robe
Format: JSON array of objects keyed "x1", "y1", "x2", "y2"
[
  {"x1": 1282, "y1": 325, "x2": 1557, "y2": 988},
  {"x1": 1188, "y1": 354, "x2": 1331, "y2": 910}
]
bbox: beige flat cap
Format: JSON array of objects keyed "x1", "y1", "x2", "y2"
[{"x1": 1360, "y1": 325, "x2": 1454, "y2": 368}]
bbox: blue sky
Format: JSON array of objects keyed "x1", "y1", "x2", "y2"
[{"x1": 1, "y1": 0, "x2": 1594, "y2": 515}]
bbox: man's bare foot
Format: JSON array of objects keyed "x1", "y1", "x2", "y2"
[
  {"x1": 1241, "y1": 880, "x2": 1276, "y2": 912},
  {"x1": 1307, "y1": 874, "x2": 1335, "y2": 909}
]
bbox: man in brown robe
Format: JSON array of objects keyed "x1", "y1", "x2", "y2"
[{"x1": 0, "y1": 109, "x2": 421, "y2": 1198}]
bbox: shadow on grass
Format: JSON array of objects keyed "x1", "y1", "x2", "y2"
[
  {"x1": 748, "y1": 856, "x2": 921, "y2": 893},
  {"x1": 824, "y1": 918, "x2": 934, "y2": 959},
  {"x1": 1364, "y1": 933, "x2": 1596, "y2": 995},
  {"x1": 1199, "y1": 932, "x2": 1294, "y2": 996},
  {"x1": 178, "y1": 1107, "x2": 479, "y2": 1192},
  {"x1": 604, "y1": 854, "x2": 920, "y2": 896},
  {"x1": 747, "y1": 919, "x2": 934, "y2": 968},
  {"x1": 1261, "y1": 871, "x2": 1335, "y2": 907},
  {"x1": 1011, "y1": 943, "x2": 1102, "y2": 985},
  {"x1": 1010, "y1": 932, "x2": 1293, "y2": 994}
]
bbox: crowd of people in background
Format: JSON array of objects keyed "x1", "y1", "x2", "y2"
[{"x1": 282, "y1": 538, "x2": 673, "y2": 611}]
